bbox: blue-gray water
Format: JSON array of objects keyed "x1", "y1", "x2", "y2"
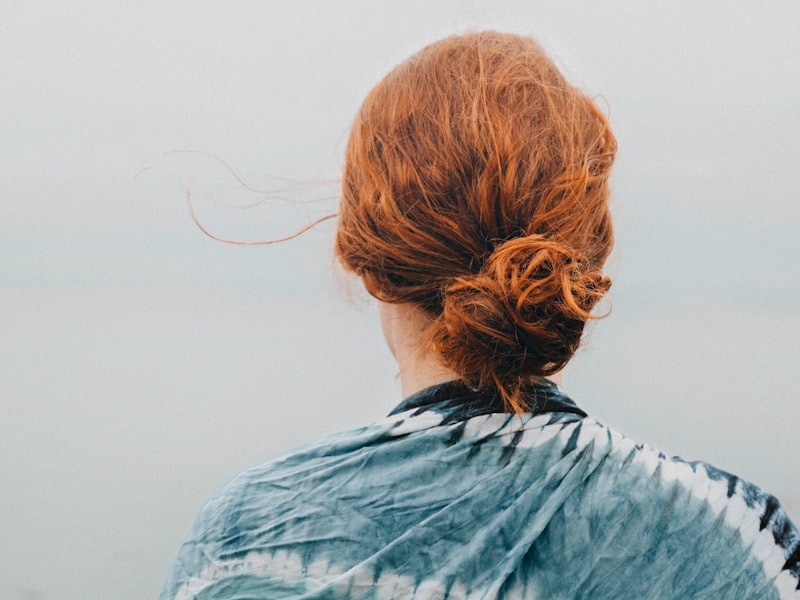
[{"x1": 2, "y1": 277, "x2": 798, "y2": 600}]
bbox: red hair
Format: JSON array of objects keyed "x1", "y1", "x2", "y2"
[{"x1": 336, "y1": 32, "x2": 616, "y2": 413}]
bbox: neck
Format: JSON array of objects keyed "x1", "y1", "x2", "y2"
[
  {"x1": 378, "y1": 302, "x2": 460, "y2": 398},
  {"x1": 378, "y1": 301, "x2": 564, "y2": 398}
]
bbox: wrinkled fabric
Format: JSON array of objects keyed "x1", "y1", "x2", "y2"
[{"x1": 160, "y1": 381, "x2": 800, "y2": 599}]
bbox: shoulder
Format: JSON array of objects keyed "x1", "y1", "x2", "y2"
[
  {"x1": 159, "y1": 421, "x2": 400, "y2": 598},
  {"x1": 161, "y1": 409, "x2": 800, "y2": 599},
  {"x1": 553, "y1": 417, "x2": 800, "y2": 598}
]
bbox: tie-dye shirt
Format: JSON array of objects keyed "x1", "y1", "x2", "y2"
[{"x1": 160, "y1": 380, "x2": 800, "y2": 599}]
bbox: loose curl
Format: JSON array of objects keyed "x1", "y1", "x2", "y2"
[{"x1": 336, "y1": 31, "x2": 616, "y2": 413}]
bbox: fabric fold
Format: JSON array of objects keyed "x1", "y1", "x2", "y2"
[{"x1": 161, "y1": 381, "x2": 800, "y2": 599}]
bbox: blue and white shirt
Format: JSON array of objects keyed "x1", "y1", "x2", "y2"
[{"x1": 160, "y1": 380, "x2": 800, "y2": 599}]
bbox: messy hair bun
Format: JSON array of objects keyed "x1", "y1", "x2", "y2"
[
  {"x1": 336, "y1": 31, "x2": 616, "y2": 412},
  {"x1": 433, "y1": 236, "x2": 610, "y2": 404}
]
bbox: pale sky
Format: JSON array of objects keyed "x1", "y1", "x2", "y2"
[{"x1": 2, "y1": 0, "x2": 798, "y2": 290}]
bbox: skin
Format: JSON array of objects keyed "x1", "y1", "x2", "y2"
[
  {"x1": 378, "y1": 301, "x2": 563, "y2": 399},
  {"x1": 378, "y1": 301, "x2": 459, "y2": 398}
]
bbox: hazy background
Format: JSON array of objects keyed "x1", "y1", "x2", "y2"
[{"x1": 1, "y1": 1, "x2": 798, "y2": 598}]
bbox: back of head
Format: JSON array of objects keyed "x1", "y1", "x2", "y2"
[{"x1": 336, "y1": 31, "x2": 616, "y2": 412}]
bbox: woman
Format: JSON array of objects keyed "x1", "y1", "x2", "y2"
[{"x1": 160, "y1": 32, "x2": 799, "y2": 599}]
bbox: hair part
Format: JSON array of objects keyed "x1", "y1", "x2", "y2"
[{"x1": 336, "y1": 31, "x2": 616, "y2": 413}]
